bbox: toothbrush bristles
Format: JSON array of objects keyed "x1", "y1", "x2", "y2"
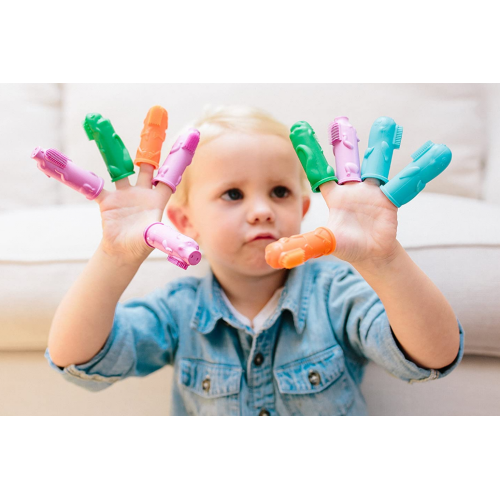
[{"x1": 329, "y1": 122, "x2": 340, "y2": 144}]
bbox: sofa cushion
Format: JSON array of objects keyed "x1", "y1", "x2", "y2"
[
  {"x1": 60, "y1": 83, "x2": 484, "y2": 204},
  {"x1": 361, "y1": 354, "x2": 500, "y2": 416},
  {"x1": 0, "y1": 84, "x2": 62, "y2": 211},
  {"x1": 483, "y1": 84, "x2": 500, "y2": 205}
]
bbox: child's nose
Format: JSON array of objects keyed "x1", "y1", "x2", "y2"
[{"x1": 247, "y1": 198, "x2": 275, "y2": 223}]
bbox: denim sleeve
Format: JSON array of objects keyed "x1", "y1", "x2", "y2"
[
  {"x1": 45, "y1": 285, "x2": 181, "y2": 392},
  {"x1": 327, "y1": 264, "x2": 465, "y2": 383}
]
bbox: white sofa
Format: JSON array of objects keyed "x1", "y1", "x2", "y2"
[{"x1": 1, "y1": 83, "x2": 499, "y2": 415}]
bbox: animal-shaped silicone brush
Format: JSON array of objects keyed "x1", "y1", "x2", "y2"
[
  {"x1": 265, "y1": 227, "x2": 336, "y2": 269},
  {"x1": 83, "y1": 113, "x2": 135, "y2": 182},
  {"x1": 152, "y1": 128, "x2": 201, "y2": 192},
  {"x1": 31, "y1": 147, "x2": 104, "y2": 200},
  {"x1": 329, "y1": 116, "x2": 361, "y2": 184},
  {"x1": 134, "y1": 106, "x2": 169, "y2": 169},
  {"x1": 144, "y1": 222, "x2": 202, "y2": 270},
  {"x1": 380, "y1": 141, "x2": 452, "y2": 207},
  {"x1": 361, "y1": 116, "x2": 403, "y2": 185}
]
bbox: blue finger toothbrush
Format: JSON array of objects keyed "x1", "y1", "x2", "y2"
[
  {"x1": 380, "y1": 141, "x2": 452, "y2": 207},
  {"x1": 361, "y1": 117, "x2": 403, "y2": 185}
]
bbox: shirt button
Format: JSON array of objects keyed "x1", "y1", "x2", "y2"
[
  {"x1": 259, "y1": 408, "x2": 270, "y2": 416},
  {"x1": 202, "y1": 378, "x2": 210, "y2": 392},
  {"x1": 308, "y1": 371, "x2": 321, "y2": 386},
  {"x1": 253, "y1": 353, "x2": 264, "y2": 366}
]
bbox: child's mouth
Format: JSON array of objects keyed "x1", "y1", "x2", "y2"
[{"x1": 250, "y1": 236, "x2": 276, "y2": 242}]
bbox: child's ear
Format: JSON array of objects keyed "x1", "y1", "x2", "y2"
[
  {"x1": 302, "y1": 195, "x2": 311, "y2": 218},
  {"x1": 166, "y1": 204, "x2": 200, "y2": 241}
]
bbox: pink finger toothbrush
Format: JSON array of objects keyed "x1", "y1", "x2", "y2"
[
  {"x1": 144, "y1": 222, "x2": 202, "y2": 270},
  {"x1": 31, "y1": 147, "x2": 104, "y2": 200}
]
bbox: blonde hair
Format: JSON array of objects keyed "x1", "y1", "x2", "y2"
[{"x1": 167, "y1": 105, "x2": 311, "y2": 208}]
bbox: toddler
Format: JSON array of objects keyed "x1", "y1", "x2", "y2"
[{"x1": 46, "y1": 106, "x2": 464, "y2": 416}]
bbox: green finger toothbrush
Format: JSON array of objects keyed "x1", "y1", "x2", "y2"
[
  {"x1": 290, "y1": 121, "x2": 337, "y2": 193},
  {"x1": 83, "y1": 113, "x2": 135, "y2": 182}
]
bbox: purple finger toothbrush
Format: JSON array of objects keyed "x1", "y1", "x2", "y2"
[{"x1": 329, "y1": 116, "x2": 362, "y2": 184}]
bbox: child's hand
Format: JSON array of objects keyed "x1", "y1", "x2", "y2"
[
  {"x1": 267, "y1": 117, "x2": 452, "y2": 271},
  {"x1": 318, "y1": 178, "x2": 399, "y2": 268},
  {"x1": 88, "y1": 108, "x2": 199, "y2": 267},
  {"x1": 96, "y1": 167, "x2": 173, "y2": 265}
]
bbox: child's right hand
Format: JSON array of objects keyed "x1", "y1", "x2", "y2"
[{"x1": 95, "y1": 166, "x2": 173, "y2": 265}]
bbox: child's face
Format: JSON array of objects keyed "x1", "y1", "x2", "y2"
[{"x1": 169, "y1": 132, "x2": 310, "y2": 277}]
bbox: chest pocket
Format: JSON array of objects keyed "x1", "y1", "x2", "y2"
[
  {"x1": 274, "y1": 345, "x2": 354, "y2": 416},
  {"x1": 178, "y1": 358, "x2": 242, "y2": 415}
]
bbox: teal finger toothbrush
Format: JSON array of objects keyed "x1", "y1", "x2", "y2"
[
  {"x1": 381, "y1": 140, "x2": 452, "y2": 207},
  {"x1": 361, "y1": 116, "x2": 403, "y2": 184},
  {"x1": 83, "y1": 113, "x2": 135, "y2": 182}
]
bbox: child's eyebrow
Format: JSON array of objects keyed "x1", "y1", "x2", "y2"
[{"x1": 216, "y1": 178, "x2": 292, "y2": 191}]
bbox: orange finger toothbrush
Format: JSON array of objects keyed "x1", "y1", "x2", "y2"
[
  {"x1": 265, "y1": 227, "x2": 336, "y2": 269},
  {"x1": 134, "y1": 105, "x2": 169, "y2": 169}
]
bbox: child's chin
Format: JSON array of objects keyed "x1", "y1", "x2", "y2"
[{"x1": 242, "y1": 256, "x2": 278, "y2": 275}]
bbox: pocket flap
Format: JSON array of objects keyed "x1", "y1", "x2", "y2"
[
  {"x1": 274, "y1": 345, "x2": 345, "y2": 394},
  {"x1": 179, "y1": 358, "x2": 242, "y2": 399}
]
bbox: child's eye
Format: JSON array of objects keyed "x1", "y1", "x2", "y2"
[
  {"x1": 222, "y1": 188, "x2": 243, "y2": 201},
  {"x1": 272, "y1": 186, "x2": 290, "y2": 198}
]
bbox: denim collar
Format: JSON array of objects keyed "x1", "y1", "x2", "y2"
[{"x1": 189, "y1": 262, "x2": 314, "y2": 335}]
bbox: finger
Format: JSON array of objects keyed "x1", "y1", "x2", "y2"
[
  {"x1": 83, "y1": 113, "x2": 135, "y2": 183},
  {"x1": 329, "y1": 117, "x2": 362, "y2": 185},
  {"x1": 363, "y1": 178, "x2": 381, "y2": 187},
  {"x1": 154, "y1": 181, "x2": 174, "y2": 208},
  {"x1": 380, "y1": 141, "x2": 452, "y2": 207},
  {"x1": 94, "y1": 187, "x2": 109, "y2": 204},
  {"x1": 134, "y1": 106, "x2": 169, "y2": 188},
  {"x1": 265, "y1": 227, "x2": 336, "y2": 269},
  {"x1": 361, "y1": 116, "x2": 403, "y2": 185},
  {"x1": 31, "y1": 147, "x2": 106, "y2": 201},
  {"x1": 290, "y1": 121, "x2": 337, "y2": 193},
  {"x1": 136, "y1": 162, "x2": 155, "y2": 188},
  {"x1": 318, "y1": 179, "x2": 337, "y2": 200},
  {"x1": 115, "y1": 177, "x2": 131, "y2": 190}
]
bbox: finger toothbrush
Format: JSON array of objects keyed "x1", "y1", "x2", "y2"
[
  {"x1": 31, "y1": 147, "x2": 104, "y2": 200},
  {"x1": 152, "y1": 128, "x2": 201, "y2": 192},
  {"x1": 83, "y1": 113, "x2": 135, "y2": 182},
  {"x1": 144, "y1": 222, "x2": 202, "y2": 270},
  {"x1": 290, "y1": 121, "x2": 337, "y2": 193},
  {"x1": 329, "y1": 116, "x2": 361, "y2": 184},
  {"x1": 361, "y1": 116, "x2": 403, "y2": 185},
  {"x1": 265, "y1": 227, "x2": 336, "y2": 269},
  {"x1": 380, "y1": 141, "x2": 452, "y2": 207},
  {"x1": 134, "y1": 106, "x2": 169, "y2": 169}
]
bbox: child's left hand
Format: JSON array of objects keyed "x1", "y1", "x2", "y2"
[
  {"x1": 266, "y1": 117, "x2": 452, "y2": 271},
  {"x1": 317, "y1": 177, "x2": 399, "y2": 268}
]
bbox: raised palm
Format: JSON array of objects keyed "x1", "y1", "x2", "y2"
[
  {"x1": 319, "y1": 178, "x2": 398, "y2": 266},
  {"x1": 96, "y1": 166, "x2": 172, "y2": 264}
]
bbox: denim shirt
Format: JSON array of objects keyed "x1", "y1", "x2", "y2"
[{"x1": 46, "y1": 259, "x2": 465, "y2": 416}]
